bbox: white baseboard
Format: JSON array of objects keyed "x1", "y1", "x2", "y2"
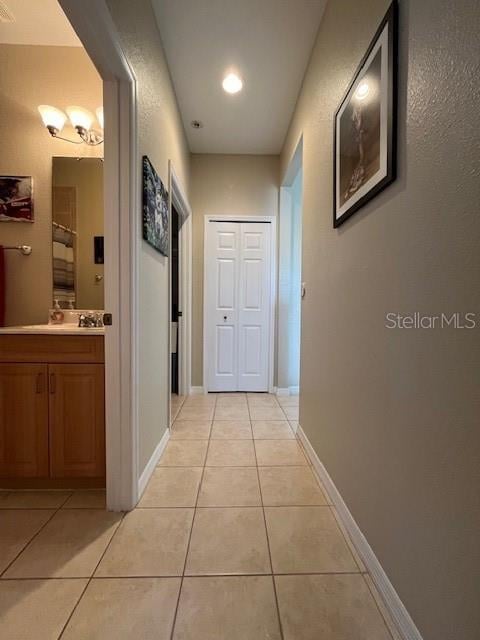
[
  {"x1": 137, "y1": 428, "x2": 170, "y2": 498},
  {"x1": 297, "y1": 424, "x2": 423, "y2": 640},
  {"x1": 189, "y1": 386, "x2": 205, "y2": 395},
  {"x1": 276, "y1": 386, "x2": 300, "y2": 396}
]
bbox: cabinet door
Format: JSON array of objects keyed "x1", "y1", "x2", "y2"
[
  {"x1": 0, "y1": 364, "x2": 49, "y2": 477},
  {"x1": 49, "y1": 364, "x2": 105, "y2": 478}
]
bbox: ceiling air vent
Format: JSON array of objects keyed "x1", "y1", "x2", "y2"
[{"x1": 0, "y1": 2, "x2": 14, "y2": 23}]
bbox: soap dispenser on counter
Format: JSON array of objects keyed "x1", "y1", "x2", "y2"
[{"x1": 50, "y1": 300, "x2": 65, "y2": 324}]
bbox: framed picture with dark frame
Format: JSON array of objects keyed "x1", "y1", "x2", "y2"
[
  {"x1": 0, "y1": 175, "x2": 34, "y2": 222},
  {"x1": 142, "y1": 155, "x2": 169, "y2": 256},
  {"x1": 333, "y1": 1, "x2": 398, "y2": 228}
]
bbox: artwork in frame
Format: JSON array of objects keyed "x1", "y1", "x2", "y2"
[
  {"x1": 0, "y1": 176, "x2": 34, "y2": 222},
  {"x1": 142, "y1": 155, "x2": 169, "y2": 256},
  {"x1": 333, "y1": 1, "x2": 398, "y2": 228}
]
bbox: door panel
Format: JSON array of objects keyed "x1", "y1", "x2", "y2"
[
  {"x1": 0, "y1": 364, "x2": 49, "y2": 477},
  {"x1": 216, "y1": 325, "x2": 236, "y2": 375},
  {"x1": 205, "y1": 221, "x2": 239, "y2": 391},
  {"x1": 205, "y1": 220, "x2": 272, "y2": 392},
  {"x1": 238, "y1": 223, "x2": 271, "y2": 391},
  {"x1": 243, "y1": 260, "x2": 263, "y2": 309},
  {"x1": 217, "y1": 259, "x2": 235, "y2": 309},
  {"x1": 49, "y1": 364, "x2": 105, "y2": 478},
  {"x1": 218, "y1": 230, "x2": 236, "y2": 250},
  {"x1": 241, "y1": 325, "x2": 262, "y2": 375},
  {"x1": 243, "y1": 230, "x2": 263, "y2": 251}
]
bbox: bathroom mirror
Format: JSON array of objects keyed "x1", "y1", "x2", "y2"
[{"x1": 52, "y1": 157, "x2": 104, "y2": 309}]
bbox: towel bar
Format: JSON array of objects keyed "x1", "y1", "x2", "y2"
[{"x1": 3, "y1": 245, "x2": 32, "y2": 255}]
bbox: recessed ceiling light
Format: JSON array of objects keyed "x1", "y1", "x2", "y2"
[{"x1": 222, "y1": 73, "x2": 243, "y2": 94}]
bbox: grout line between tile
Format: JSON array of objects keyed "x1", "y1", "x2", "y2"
[
  {"x1": 131, "y1": 504, "x2": 336, "y2": 511},
  {"x1": 159, "y1": 463, "x2": 312, "y2": 468},
  {"x1": 0, "y1": 570, "x2": 366, "y2": 581},
  {"x1": 0, "y1": 499, "x2": 67, "y2": 578},
  {"x1": 169, "y1": 393, "x2": 216, "y2": 640},
  {"x1": 248, "y1": 398, "x2": 285, "y2": 640},
  {"x1": 57, "y1": 511, "x2": 126, "y2": 639}
]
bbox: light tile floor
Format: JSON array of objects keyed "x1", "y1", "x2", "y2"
[{"x1": 0, "y1": 393, "x2": 396, "y2": 639}]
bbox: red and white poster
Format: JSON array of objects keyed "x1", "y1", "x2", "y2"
[{"x1": 0, "y1": 176, "x2": 34, "y2": 222}]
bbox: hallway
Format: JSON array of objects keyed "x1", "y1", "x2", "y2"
[
  {"x1": 1, "y1": 393, "x2": 395, "y2": 639},
  {"x1": 0, "y1": 0, "x2": 477, "y2": 637}
]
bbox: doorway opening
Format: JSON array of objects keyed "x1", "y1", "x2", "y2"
[
  {"x1": 60, "y1": 0, "x2": 140, "y2": 510},
  {"x1": 171, "y1": 204, "x2": 180, "y2": 396},
  {"x1": 169, "y1": 163, "x2": 193, "y2": 425},
  {"x1": 278, "y1": 137, "x2": 303, "y2": 396}
]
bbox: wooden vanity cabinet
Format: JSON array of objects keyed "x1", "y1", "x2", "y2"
[{"x1": 0, "y1": 335, "x2": 105, "y2": 485}]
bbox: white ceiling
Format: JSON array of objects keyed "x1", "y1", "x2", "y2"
[
  {"x1": 153, "y1": 0, "x2": 326, "y2": 154},
  {"x1": 0, "y1": 0, "x2": 81, "y2": 46}
]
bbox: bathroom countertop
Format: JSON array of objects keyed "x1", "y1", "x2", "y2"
[{"x1": 0, "y1": 324, "x2": 105, "y2": 335}]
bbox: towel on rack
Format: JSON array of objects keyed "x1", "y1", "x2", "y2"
[
  {"x1": 53, "y1": 224, "x2": 75, "y2": 247},
  {"x1": 53, "y1": 241, "x2": 68, "y2": 287},
  {"x1": 65, "y1": 247, "x2": 74, "y2": 286},
  {"x1": 54, "y1": 288, "x2": 75, "y2": 307},
  {"x1": 65, "y1": 246, "x2": 74, "y2": 264},
  {"x1": 53, "y1": 241, "x2": 66, "y2": 260},
  {"x1": 53, "y1": 225, "x2": 65, "y2": 244},
  {"x1": 0, "y1": 246, "x2": 5, "y2": 326},
  {"x1": 53, "y1": 240, "x2": 75, "y2": 299}
]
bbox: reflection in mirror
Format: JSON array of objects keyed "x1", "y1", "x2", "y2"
[{"x1": 52, "y1": 157, "x2": 104, "y2": 309}]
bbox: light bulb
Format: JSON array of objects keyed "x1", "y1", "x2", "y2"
[
  {"x1": 66, "y1": 106, "x2": 94, "y2": 131},
  {"x1": 96, "y1": 107, "x2": 104, "y2": 130},
  {"x1": 355, "y1": 81, "x2": 370, "y2": 101},
  {"x1": 222, "y1": 73, "x2": 243, "y2": 94},
  {"x1": 38, "y1": 105, "x2": 67, "y2": 132}
]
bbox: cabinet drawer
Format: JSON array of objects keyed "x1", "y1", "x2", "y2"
[{"x1": 0, "y1": 335, "x2": 104, "y2": 364}]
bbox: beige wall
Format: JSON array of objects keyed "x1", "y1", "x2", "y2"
[
  {"x1": 190, "y1": 154, "x2": 279, "y2": 386},
  {"x1": 0, "y1": 45, "x2": 102, "y2": 326},
  {"x1": 106, "y1": 0, "x2": 190, "y2": 472},
  {"x1": 281, "y1": 1, "x2": 480, "y2": 638},
  {"x1": 53, "y1": 157, "x2": 104, "y2": 309}
]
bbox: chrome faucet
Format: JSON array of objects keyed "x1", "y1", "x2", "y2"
[{"x1": 78, "y1": 312, "x2": 104, "y2": 328}]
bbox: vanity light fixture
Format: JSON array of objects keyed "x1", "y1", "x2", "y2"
[
  {"x1": 222, "y1": 72, "x2": 243, "y2": 94},
  {"x1": 38, "y1": 104, "x2": 104, "y2": 145}
]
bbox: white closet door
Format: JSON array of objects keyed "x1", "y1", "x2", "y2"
[
  {"x1": 205, "y1": 220, "x2": 272, "y2": 392},
  {"x1": 237, "y1": 223, "x2": 271, "y2": 391},
  {"x1": 205, "y1": 221, "x2": 240, "y2": 391}
]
